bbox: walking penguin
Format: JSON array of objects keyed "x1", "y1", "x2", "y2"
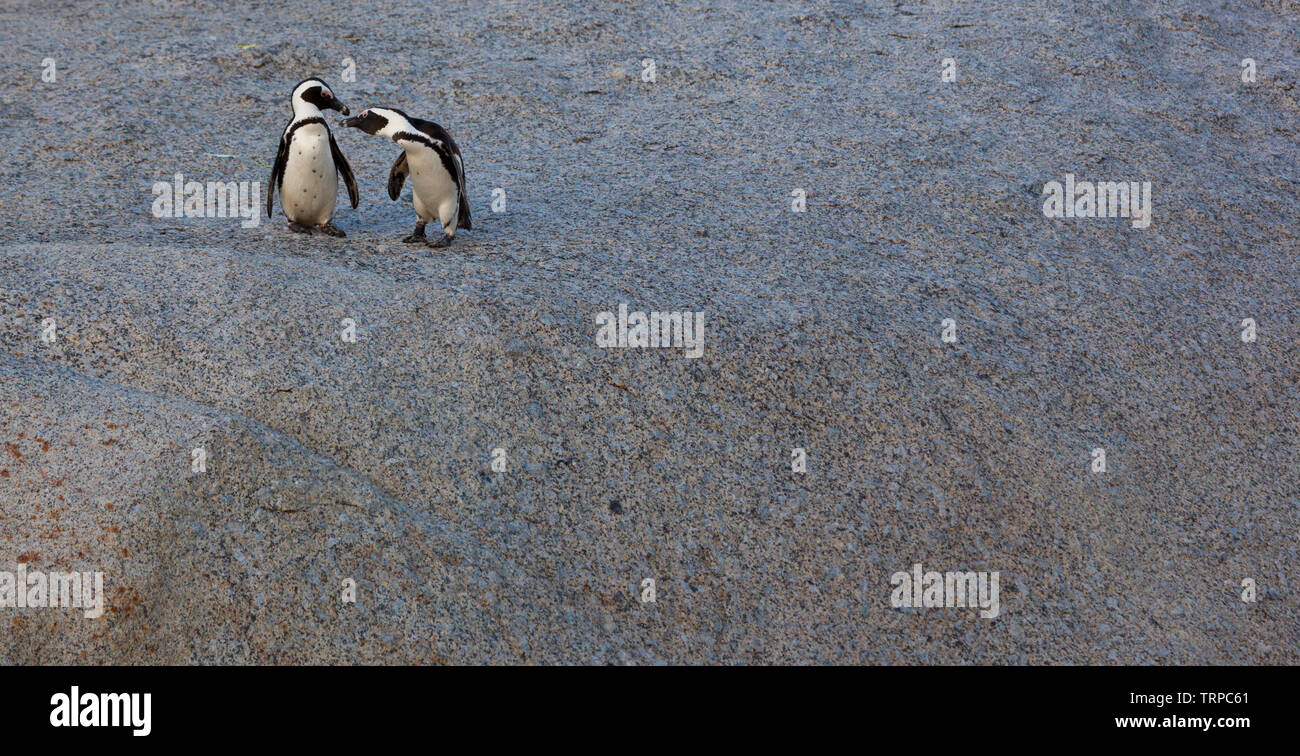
[{"x1": 340, "y1": 106, "x2": 470, "y2": 247}]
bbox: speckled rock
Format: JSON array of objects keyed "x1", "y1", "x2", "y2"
[{"x1": 0, "y1": 0, "x2": 1297, "y2": 664}]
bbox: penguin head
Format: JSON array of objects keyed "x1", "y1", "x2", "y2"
[
  {"x1": 291, "y1": 77, "x2": 350, "y2": 117},
  {"x1": 340, "y1": 107, "x2": 400, "y2": 137}
]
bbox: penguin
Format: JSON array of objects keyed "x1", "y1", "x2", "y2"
[
  {"x1": 339, "y1": 107, "x2": 470, "y2": 247},
  {"x1": 266, "y1": 77, "x2": 359, "y2": 236}
]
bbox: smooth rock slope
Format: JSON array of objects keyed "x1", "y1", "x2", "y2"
[{"x1": 0, "y1": 0, "x2": 1297, "y2": 663}]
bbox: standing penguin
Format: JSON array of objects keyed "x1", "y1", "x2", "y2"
[
  {"x1": 340, "y1": 107, "x2": 471, "y2": 247},
  {"x1": 266, "y1": 77, "x2": 359, "y2": 236}
]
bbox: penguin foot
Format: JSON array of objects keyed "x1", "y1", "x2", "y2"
[
  {"x1": 287, "y1": 221, "x2": 312, "y2": 234},
  {"x1": 428, "y1": 234, "x2": 452, "y2": 248},
  {"x1": 403, "y1": 223, "x2": 427, "y2": 244},
  {"x1": 318, "y1": 223, "x2": 346, "y2": 238}
]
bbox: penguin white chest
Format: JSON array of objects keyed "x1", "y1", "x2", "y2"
[
  {"x1": 407, "y1": 147, "x2": 457, "y2": 224},
  {"x1": 281, "y1": 124, "x2": 338, "y2": 226}
]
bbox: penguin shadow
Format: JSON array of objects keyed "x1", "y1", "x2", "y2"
[{"x1": 345, "y1": 201, "x2": 508, "y2": 259}]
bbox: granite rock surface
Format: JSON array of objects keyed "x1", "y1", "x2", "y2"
[{"x1": 0, "y1": 0, "x2": 1296, "y2": 663}]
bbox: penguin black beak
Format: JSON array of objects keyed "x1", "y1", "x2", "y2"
[
  {"x1": 340, "y1": 114, "x2": 361, "y2": 129},
  {"x1": 332, "y1": 100, "x2": 350, "y2": 116}
]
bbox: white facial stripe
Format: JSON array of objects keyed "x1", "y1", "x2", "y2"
[
  {"x1": 290, "y1": 80, "x2": 332, "y2": 120},
  {"x1": 292, "y1": 79, "x2": 326, "y2": 102},
  {"x1": 373, "y1": 108, "x2": 412, "y2": 136}
]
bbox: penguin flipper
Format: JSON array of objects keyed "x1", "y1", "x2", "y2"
[
  {"x1": 387, "y1": 152, "x2": 408, "y2": 201},
  {"x1": 454, "y1": 153, "x2": 471, "y2": 231},
  {"x1": 267, "y1": 136, "x2": 288, "y2": 218},
  {"x1": 329, "y1": 131, "x2": 359, "y2": 210}
]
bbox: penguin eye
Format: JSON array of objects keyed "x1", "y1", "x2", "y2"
[{"x1": 322, "y1": 89, "x2": 332, "y2": 99}]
